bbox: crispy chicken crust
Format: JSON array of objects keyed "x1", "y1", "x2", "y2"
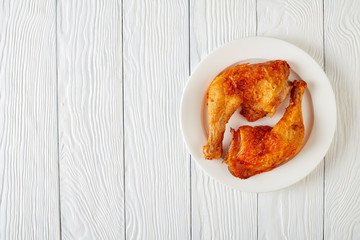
[{"x1": 226, "y1": 80, "x2": 307, "y2": 179}]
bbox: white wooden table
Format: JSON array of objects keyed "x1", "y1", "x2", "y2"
[{"x1": 0, "y1": 0, "x2": 358, "y2": 239}]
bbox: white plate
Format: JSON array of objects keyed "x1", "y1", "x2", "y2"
[{"x1": 180, "y1": 37, "x2": 336, "y2": 192}]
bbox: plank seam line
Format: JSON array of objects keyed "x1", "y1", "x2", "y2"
[
  {"x1": 322, "y1": 0, "x2": 325, "y2": 239},
  {"x1": 55, "y1": 0, "x2": 63, "y2": 238},
  {"x1": 255, "y1": 0, "x2": 258, "y2": 36},
  {"x1": 257, "y1": 193, "x2": 259, "y2": 240},
  {"x1": 121, "y1": 0, "x2": 126, "y2": 239}
]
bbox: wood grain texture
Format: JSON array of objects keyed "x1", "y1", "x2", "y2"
[
  {"x1": 257, "y1": 0, "x2": 324, "y2": 239},
  {"x1": 57, "y1": 0, "x2": 124, "y2": 239},
  {"x1": 190, "y1": 1, "x2": 257, "y2": 239},
  {"x1": 123, "y1": 0, "x2": 190, "y2": 239},
  {"x1": 324, "y1": 0, "x2": 360, "y2": 238},
  {"x1": 0, "y1": 0, "x2": 60, "y2": 239}
]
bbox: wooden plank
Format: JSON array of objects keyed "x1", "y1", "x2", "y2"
[
  {"x1": 0, "y1": 0, "x2": 60, "y2": 239},
  {"x1": 257, "y1": 0, "x2": 324, "y2": 239},
  {"x1": 190, "y1": 0, "x2": 257, "y2": 239},
  {"x1": 123, "y1": 0, "x2": 190, "y2": 239},
  {"x1": 57, "y1": 0, "x2": 124, "y2": 238},
  {"x1": 324, "y1": 0, "x2": 360, "y2": 238}
]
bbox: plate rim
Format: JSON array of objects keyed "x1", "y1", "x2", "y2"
[{"x1": 180, "y1": 36, "x2": 337, "y2": 192}]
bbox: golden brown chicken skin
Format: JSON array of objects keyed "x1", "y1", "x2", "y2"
[
  {"x1": 226, "y1": 80, "x2": 307, "y2": 179},
  {"x1": 203, "y1": 60, "x2": 292, "y2": 159}
]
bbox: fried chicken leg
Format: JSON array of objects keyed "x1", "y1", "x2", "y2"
[
  {"x1": 203, "y1": 60, "x2": 292, "y2": 159},
  {"x1": 226, "y1": 80, "x2": 307, "y2": 179}
]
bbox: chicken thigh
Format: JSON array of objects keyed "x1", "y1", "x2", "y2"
[
  {"x1": 226, "y1": 80, "x2": 307, "y2": 179},
  {"x1": 203, "y1": 60, "x2": 292, "y2": 159}
]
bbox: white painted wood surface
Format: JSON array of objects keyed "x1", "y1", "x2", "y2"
[
  {"x1": 0, "y1": 0, "x2": 60, "y2": 239},
  {"x1": 325, "y1": 0, "x2": 360, "y2": 238},
  {"x1": 57, "y1": 0, "x2": 124, "y2": 239},
  {"x1": 123, "y1": 0, "x2": 190, "y2": 239},
  {"x1": 0, "y1": 0, "x2": 359, "y2": 239}
]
